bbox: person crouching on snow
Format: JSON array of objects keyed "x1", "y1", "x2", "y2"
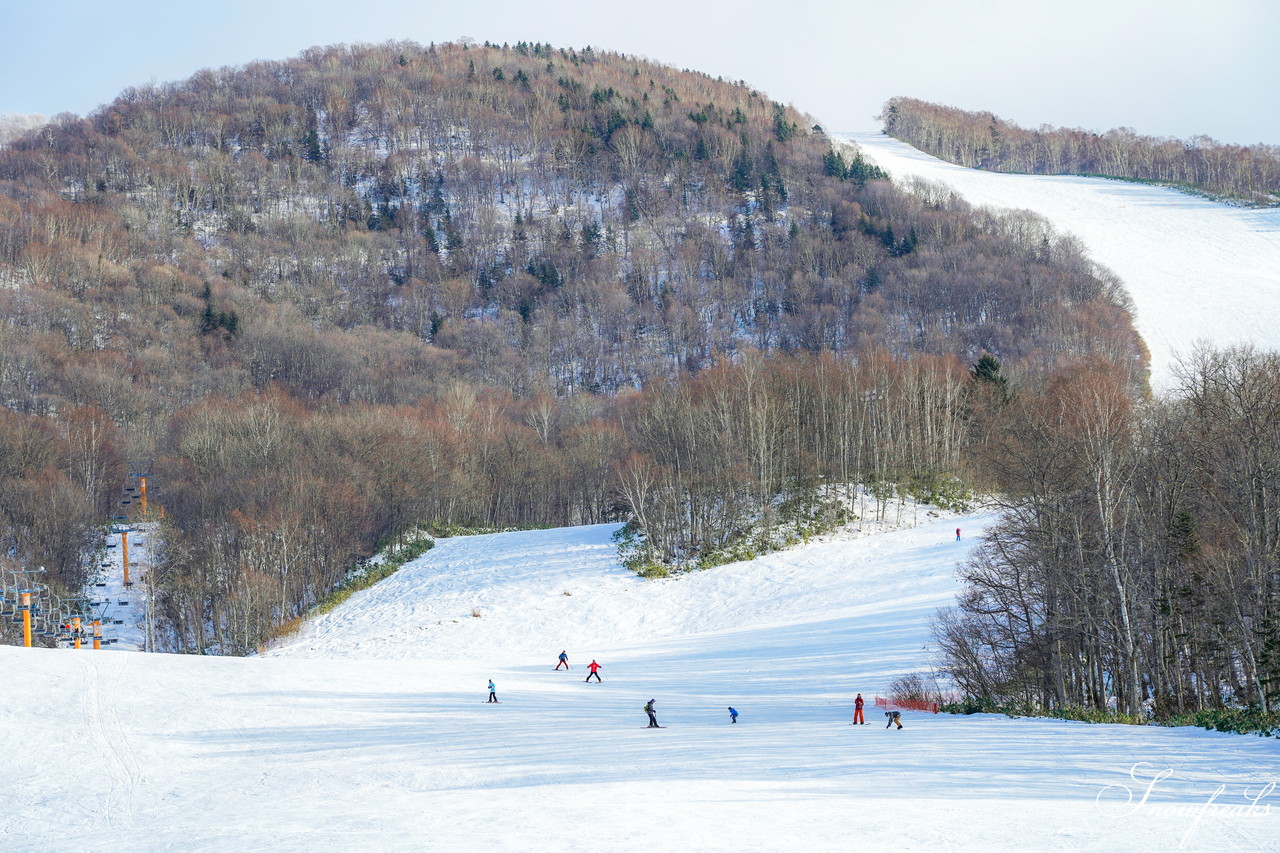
[{"x1": 885, "y1": 710, "x2": 903, "y2": 729}]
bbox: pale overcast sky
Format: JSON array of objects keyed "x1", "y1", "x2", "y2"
[{"x1": 2, "y1": 0, "x2": 1276, "y2": 144}]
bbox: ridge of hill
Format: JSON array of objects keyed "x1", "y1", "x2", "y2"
[
  {"x1": 846, "y1": 132, "x2": 1280, "y2": 387},
  {"x1": 879, "y1": 97, "x2": 1280, "y2": 206},
  {"x1": 0, "y1": 40, "x2": 1143, "y2": 432}
]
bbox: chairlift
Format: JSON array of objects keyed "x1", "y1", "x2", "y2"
[{"x1": 117, "y1": 600, "x2": 128, "y2": 606}]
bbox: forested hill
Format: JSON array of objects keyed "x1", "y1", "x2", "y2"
[
  {"x1": 0, "y1": 41, "x2": 1146, "y2": 652},
  {"x1": 3, "y1": 40, "x2": 1142, "y2": 428}
]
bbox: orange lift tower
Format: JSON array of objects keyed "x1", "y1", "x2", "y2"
[
  {"x1": 121, "y1": 528, "x2": 130, "y2": 587},
  {"x1": 21, "y1": 592, "x2": 32, "y2": 647},
  {"x1": 139, "y1": 475, "x2": 148, "y2": 517}
]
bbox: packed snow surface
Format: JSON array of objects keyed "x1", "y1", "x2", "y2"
[
  {"x1": 4, "y1": 512, "x2": 1276, "y2": 851},
  {"x1": 844, "y1": 132, "x2": 1280, "y2": 389}
]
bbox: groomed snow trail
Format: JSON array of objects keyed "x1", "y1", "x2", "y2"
[
  {"x1": 843, "y1": 132, "x2": 1280, "y2": 389},
  {"x1": 3, "y1": 512, "x2": 1276, "y2": 851}
]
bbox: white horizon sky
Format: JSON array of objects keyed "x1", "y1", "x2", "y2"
[{"x1": 2, "y1": 0, "x2": 1277, "y2": 145}]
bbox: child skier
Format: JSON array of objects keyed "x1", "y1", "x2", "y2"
[
  {"x1": 487, "y1": 680, "x2": 498, "y2": 703},
  {"x1": 645, "y1": 699, "x2": 660, "y2": 728},
  {"x1": 728, "y1": 707, "x2": 738, "y2": 724},
  {"x1": 585, "y1": 660, "x2": 602, "y2": 682},
  {"x1": 853, "y1": 693, "x2": 865, "y2": 725},
  {"x1": 556, "y1": 650, "x2": 569, "y2": 670},
  {"x1": 885, "y1": 710, "x2": 903, "y2": 729}
]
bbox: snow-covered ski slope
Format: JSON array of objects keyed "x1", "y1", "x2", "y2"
[
  {"x1": 4, "y1": 512, "x2": 1277, "y2": 852},
  {"x1": 843, "y1": 132, "x2": 1280, "y2": 389}
]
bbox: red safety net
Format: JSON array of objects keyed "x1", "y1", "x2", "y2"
[{"x1": 875, "y1": 696, "x2": 938, "y2": 713}]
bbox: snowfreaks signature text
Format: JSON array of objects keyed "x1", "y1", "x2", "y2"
[{"x1": 1096, "y1": 762, "x2": 1274, "y2": 848}]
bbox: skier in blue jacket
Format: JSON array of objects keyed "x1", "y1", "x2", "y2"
[{"x1": 728, "y1": 707, "x2": 738, "y2": 723}]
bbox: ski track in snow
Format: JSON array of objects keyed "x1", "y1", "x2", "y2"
[
  {"x1": 4, "y1": 512, "x2": 1277, "y2": 851},
  {"x1": 842, "y1": 132, "x2": 1280, "y2": 390}
]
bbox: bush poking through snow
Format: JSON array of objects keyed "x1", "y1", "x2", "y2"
[{"x1": 889, "y1": 672, "x2": 943, "y2": 707}]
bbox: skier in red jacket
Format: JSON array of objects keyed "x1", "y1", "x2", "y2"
[
  {"x1": 585, "y1": 660, "x2": 602, "y2": 683},
  {"x1": 853, "y1": 693, "x2": 866, "y2": 725}
]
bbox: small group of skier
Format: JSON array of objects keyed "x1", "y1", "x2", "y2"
[
  {"x1": 491, "y1": 653, "x2": 900, "y2": 732},
  {"x1": 554, "y1": 651, "x2": 602, "y2": 682},
  {"x1": 855, "y1": 692, "x2": 905, "y2": 729}
]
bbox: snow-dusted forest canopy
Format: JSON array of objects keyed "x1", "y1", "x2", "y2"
[{"x1": 0, "y1": 113, "x2": 49, "y2": 148}]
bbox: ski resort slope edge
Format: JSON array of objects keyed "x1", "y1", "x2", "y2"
[
  {"x1": 3, "y1": 511, "x2": 1277, "y2": 851},
  {"x1": 843, "y1": 132, "x2": 1280, "y2": 390}
]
